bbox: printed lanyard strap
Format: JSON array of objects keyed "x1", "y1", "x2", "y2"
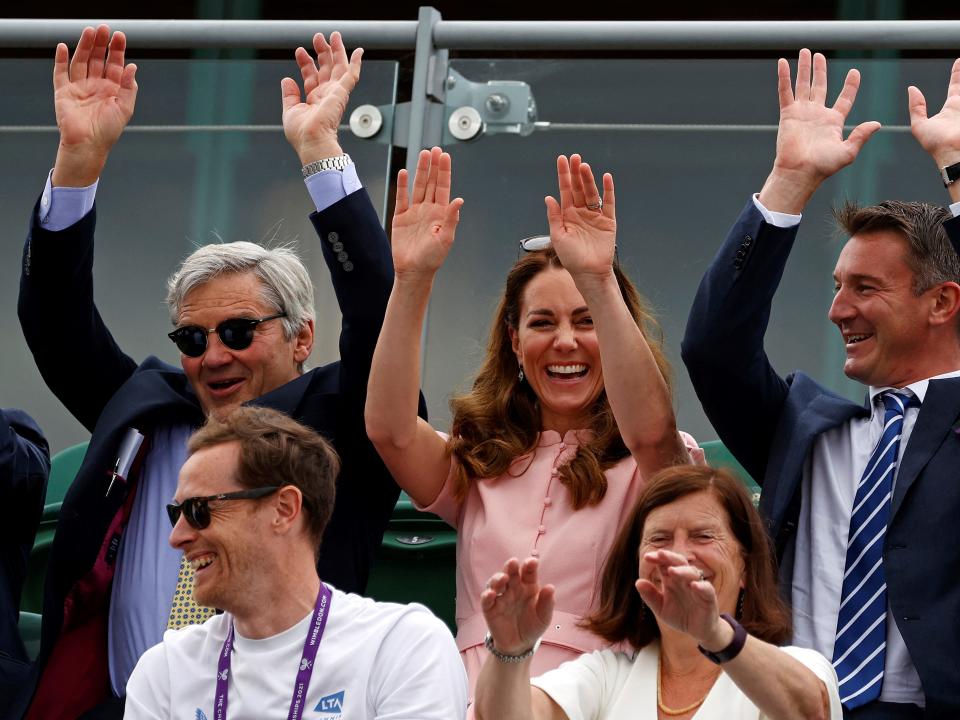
[{"x1": 214, "y1": 583, "x2": 333, "y2": 720}]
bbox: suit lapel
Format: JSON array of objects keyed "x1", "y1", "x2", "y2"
[
  {"x1": 768, "y1": 391, "x2": 869, "y2": 524},
  {"x1": 891, "y1": 376, "x2": 960, "y2": 517}
]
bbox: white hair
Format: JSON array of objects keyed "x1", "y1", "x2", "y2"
[{"x1": 166, "y1": 241, "x2": 315, "y2": 355}]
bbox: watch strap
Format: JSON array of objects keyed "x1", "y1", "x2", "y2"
[
  {"x1": 302, "y1": 154, "x2": 352, "y2": 179},
  {"x1": 941, "y1": 160, "x2": 960, "y2": 187},
  {"x1": 697, "y1": 613, "x2": 747, "y2": 664}
]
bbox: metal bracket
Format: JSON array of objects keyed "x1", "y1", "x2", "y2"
[
  {"x1": 442, "y1": 69, "x2": 537, "y2": 141},
  {"x1": 348, "y1": 70, "x2": 537, "y2": 146}
]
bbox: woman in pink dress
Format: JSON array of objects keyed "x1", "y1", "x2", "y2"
[{"x1": 365, "y1": 147, "x2": 701, "y2": 699}]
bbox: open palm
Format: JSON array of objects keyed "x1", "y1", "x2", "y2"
[
  {"x1": 636, "y1": 550, "x2": 720, "y2": 644},
  {"x1": 281, "y1": 32, "x2": 361, "y2": 163},
  {"x1": 908, "y1": 58, "x2": 960, "y2": 166},
  {"x1": 54, "y1": 25, "x2": 137, "y2": 154},
  {"x1": 546, "y1": 155, "x2": 617, "y2": 278},
  {"x1": 391, "y1": 148, "x2": 463, "y2": 276},
  {"x1": 771, "y1": 50, "x2": 879, "y2": 182},
  {"x1": 480, "y1": 558, "x2": 555, "y2": 656}
]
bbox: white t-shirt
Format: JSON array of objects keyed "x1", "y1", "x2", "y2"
[
  {"x1": 531, "y1": 641, "x2": 841, "y2": 720},
  {"x1": 125, "y1": 585, "x2": 467, "y2": 720}
]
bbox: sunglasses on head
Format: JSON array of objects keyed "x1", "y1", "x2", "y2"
[
  {"x1": 517, "y1": 235, "x2": 620, "y2": 264},
  {"x1": 166, "y1": 486, "x2": 281, "y2": 529},
  {"x1": 167, "y1": 313, "x2": 287, "y2": 358}
]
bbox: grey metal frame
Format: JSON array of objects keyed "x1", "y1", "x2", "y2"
[{"x1": 4, "y1": 18, "x2": 960, "y2": 51}]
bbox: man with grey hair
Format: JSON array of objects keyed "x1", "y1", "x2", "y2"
[{"x1": 16, "y1": 25, "x2": 417, "y2": 720}]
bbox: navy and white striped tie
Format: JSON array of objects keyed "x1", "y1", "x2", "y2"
[{"x1": 833, "y1": 390, "x2": 917, "y2": 708}]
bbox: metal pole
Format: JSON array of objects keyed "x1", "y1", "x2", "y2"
[
  {"x1": 4, "y1": 19, "x2": 960, "y2": 51},
  {"x1": 432, "y1": 20, "x2": 960, "y2": 51},
  {"x1": 0, "y1": 19, "x2": 418, "y2": 49}
]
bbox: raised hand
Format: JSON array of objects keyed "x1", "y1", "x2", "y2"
[
  {"x1": 281, "y1": 31, "x2": 361, "y2": 165},
  {"x1": 635, "y1": 550, "x2": 722, "y2": 646},
  {"x1": 908, "y1": 59, "x2": 960, "y2": 170},
  {"x1": 545, "y1": 154, "x2": 617, "y2": 279},
  {"x1": 480, "y1": 557, "x2": 555, "y2": 656},
  {"x1": 759, "y1": 49, "x2": 880, "y2": 213},
  {"x1": 52, "y1": 25, "x2": 138, "y2": 187},
  {"x1": 390, "y1": 147, "x2": 464, "y2": 278}
]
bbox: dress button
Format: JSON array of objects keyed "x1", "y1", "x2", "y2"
[
  {"x1": 530, "y1": 549, "x2": 539, "y2": 557},
  {"x1": 543, "y1": 497, "x2": 552, "y2": 506},
  {"x1": 538, "y1": 525, "x2": 546, "y2": 534}
]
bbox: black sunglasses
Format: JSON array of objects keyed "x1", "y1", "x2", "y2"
[
  {"x1": 166, "y1": 486, "x2": 281, "y2": 529},
  {"x1": 167, "y1": 313, "x2": 287, "y2": 358}
]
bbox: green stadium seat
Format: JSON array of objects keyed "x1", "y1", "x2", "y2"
[
  {"x1": 365, "y1": 493, "x2": 456, "y2": 633},
  {"x1": 18, "y1": 611, "x2": 42, "y2": 661},
  {"x1": 700, "y1": 439, "x2": 761, "y2": 505},
  {"x1": 21, "y1": 441, "x2": 88, "y2": 614}
]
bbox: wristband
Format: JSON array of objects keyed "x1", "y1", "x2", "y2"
[
  {"x1": 697, "y1": 613, "x2": 747, "y2": 664},
  {"x1": 483, "y1": 632, "x2": 540, "y2": 663}
]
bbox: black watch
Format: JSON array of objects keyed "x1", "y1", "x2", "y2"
[
  {"x1": 941, "y1": 161, "x2": 960, "y2": 187},
  {"x1": 697, "y1": 613, "x2": 747, "y2": 664}
]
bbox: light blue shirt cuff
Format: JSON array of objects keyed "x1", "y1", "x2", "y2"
[
  {"x1": 39, "y1": 169, "x2": 98, "y2": 231},
  {"x1": 751, "y1": 193, "x2": 802, "y2": 228},
  {"x1": 304, "y1": 162, "x2": 362, "y2": 212},
  {"x1": 950, "y1": 200, "x2": 960, "y2": 217}
]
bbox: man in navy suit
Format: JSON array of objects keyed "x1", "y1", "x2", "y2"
[
  {"x1": 0, "y1": 409, "x2": 48, "y2": 717},
  {"x1": 683, "y1": 50, "x2": 960, "y2": 719},
  {"x1": 15, "y1": 25, "x2": 417, "y2": 719}
]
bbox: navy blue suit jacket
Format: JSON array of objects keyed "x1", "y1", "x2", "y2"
[
  {"x1": 15, "y1": 188, "x2": 421, "y2": 717},
  {"x1": 0, "y1": 410, "x2": 48, "y2": 715},
  {"x1": 682, "y1": 200, "x2": 960, "y2": 718}
]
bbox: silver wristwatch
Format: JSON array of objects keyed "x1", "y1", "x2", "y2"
[
  {"x1": 483, "y1": 632, "x2": 541, "y2": 663},
  {"x1": 302, "y1": 154, "x2": 352, "y2": 179}
]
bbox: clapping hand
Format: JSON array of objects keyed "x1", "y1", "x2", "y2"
[
  {"x1": 635, "y1": 550, "x2": 724, "y2": 648},
  {"x1": 545, "y1": 154, "x2": 617, "y2": 279},
  {"x1": 480, "y1": 557, "x2": 555, "y2": 657},
  {"x1": 908, "y1": 58, "x2": 960, "y2": 170},
  {"x1": 281, "y1": 32, "x2": 361, "y2": 165},
  {"x1": 52, "y1": 25, "x2": 138, "y2": 187},
  {"x1": 390, "y1": 147, "x2": 464, "y2": 278}
]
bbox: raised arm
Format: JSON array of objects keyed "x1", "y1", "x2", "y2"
[
  {"x1": 18, "y1": 25, "x2": 140, "y2": 432},
  {"x1": 638, "y1": 550, "x2": 836, "y2": 720},
  {"x1": 474, "y1": 558, "x2": 566, "y2": 720},
  {"x1": 682, "y1": 50, "x2": 879, "y2": 482},
  {"x1": 365, "y1": 148, "x2": 463, "y2": 507},
  {"x1": 546, "y1": 155, "x2": 686, "y2": 477},
  {"x1": 908, "y1": 58, "x2": 960, "y2": 205},
  {"x1": 759, "y1": 49, "x2": 880, "y2": 214},
  {"x1": 52, "y1": 24, "x2": 138, "y2": 188}
]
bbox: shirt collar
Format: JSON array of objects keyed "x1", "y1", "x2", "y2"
[{"x1": 868, "y1": 368, "x2": 960, "y2": 406}]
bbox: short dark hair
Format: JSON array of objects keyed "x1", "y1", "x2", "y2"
[
  {"x1": 834, "y1": 200, "x2": 960, "y2": 294},
  {"x1": 188, "y1": 406, "x2": 339, "y2": 551},
  {"x1": 583, "y1": 465, "x2": 791, "y2": 648}
]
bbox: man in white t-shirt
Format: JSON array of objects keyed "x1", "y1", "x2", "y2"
[{"x1": 125, "y1": 405, "x2": 466, "y2": 719}]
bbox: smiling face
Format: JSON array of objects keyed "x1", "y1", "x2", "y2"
[
  {"x1": 829, "y1": 230, "x2": 938, "y2": 388},
  {"x1": 638, "y1": 490, "x2": 745, "y2": 617},
  {"x1": 509, "y1": 267, "x2": 605, "y2": 434},
  {"x1": 175, "y1": 272, "x2": 313, "y2": 418},
  {"x1": 169, "y1": 441, "x2": 273, "y2": 613}
]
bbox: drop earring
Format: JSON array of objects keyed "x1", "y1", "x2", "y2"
[{"x1": 518, "y1": 365, "x2": 525, "y2": 383}]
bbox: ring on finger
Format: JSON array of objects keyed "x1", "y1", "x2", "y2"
[
  {"x1": 586, "y1": 200, "x2": 602, "y2": 211},
  {"x1": 699, "y1": 570, "x2": 705, "y2": 581}
]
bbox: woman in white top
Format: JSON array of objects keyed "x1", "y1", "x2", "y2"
[{"x1": 474, "y1": 464, "x2": 842, "y2": 720}]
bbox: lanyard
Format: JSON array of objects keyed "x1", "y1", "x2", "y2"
[{"x1": 214, "y1": 583, "x2": 332, "y2": 720}]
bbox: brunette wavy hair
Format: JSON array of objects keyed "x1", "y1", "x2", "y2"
[
  {"x1": 446, "y1": 248, "x2": 673, "y2": 510},
  {"x1": 584, "y1": 464, "x2": 791, "y2": 648}
]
